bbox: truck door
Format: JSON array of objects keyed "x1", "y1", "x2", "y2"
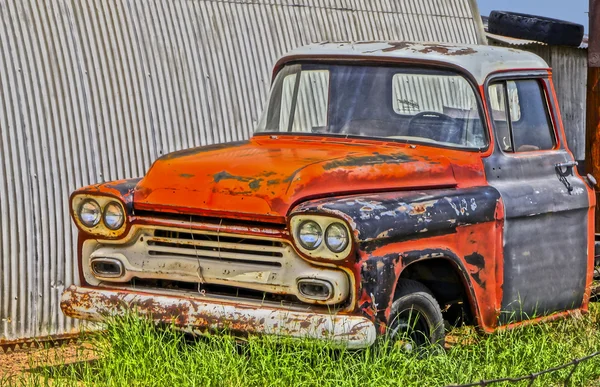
[{"x1": 483, "y1": 74, "x2": 592, "y2": 325}]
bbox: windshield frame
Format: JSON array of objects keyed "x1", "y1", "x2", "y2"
[{"x1": 255, "y1": 59, "x2": 491, "y2": 153}]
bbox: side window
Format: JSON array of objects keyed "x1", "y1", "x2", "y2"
[
  {"x1": 279, "y1": 70, "x2": 330, "y2": 132},
  {"x1": 488, "y1": 83, "x2": 513, "y2": 152},
  {"x1": 488, "y1": 79, "x2": 555, "y2": 153}
]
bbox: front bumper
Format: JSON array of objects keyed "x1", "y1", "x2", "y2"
[{"x1": 60, "y1": 285, "x2": 377, "y2": 349}]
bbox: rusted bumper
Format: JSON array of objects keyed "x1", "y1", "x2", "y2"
[{"x1": 60, "y1": 285, "x2": 377, "y2": 349}]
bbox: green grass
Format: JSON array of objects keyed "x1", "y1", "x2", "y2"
[{"x1": 5, "y1": 305, "x2": 600, "y2": 387}]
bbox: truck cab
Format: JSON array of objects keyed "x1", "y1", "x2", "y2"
[{"x1": 61, "y1": 41, "x2": 596, "y2": 348}]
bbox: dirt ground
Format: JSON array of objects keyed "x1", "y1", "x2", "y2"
[{"x1": 0, "y1": 341, "x2": 96, "y2": 381}]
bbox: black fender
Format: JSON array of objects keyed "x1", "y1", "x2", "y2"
[
  {"x1": 292, "y1": 186, "x2": 501, "y2": 330},
  {"x1": 292, "y1": 186, "x2": 500, "y2": 247}
]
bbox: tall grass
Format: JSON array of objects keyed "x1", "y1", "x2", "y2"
[{"x1": 5, "y1": 304, "x2": 600, "y2": 386}]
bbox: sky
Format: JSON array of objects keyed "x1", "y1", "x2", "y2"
[{"x1": 477, "y1": 0, "x2": 589, "y2": 32}]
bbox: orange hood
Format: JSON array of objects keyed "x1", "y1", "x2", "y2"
[{"x1": 133, "y1": 136, "x2": 460, "y2": 222}]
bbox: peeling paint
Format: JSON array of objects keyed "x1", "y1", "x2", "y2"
[
  {"x1": 293, "y1": 187, "x2": 500, "y2": 245},
  {"x1": 129, "y1": 138, "x2": 463, "y2": 220},
  {"x1": 61, "y1": 285, "x2": 376, "y2": 349}
]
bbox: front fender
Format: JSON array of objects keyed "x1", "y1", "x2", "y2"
[
  {"x1": 291, "y1": 187, "x2": 503, "y2": 333},
  {"x1": 292, "y1": 187, "x2": 500, "y2": 245}
]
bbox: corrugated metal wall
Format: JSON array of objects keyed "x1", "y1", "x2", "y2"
[
  {"x1": 545, "y1": 47, "x2": 587, "y2": 162},
  {"x1": 488, "y1": 40, "x2": 587, "y2": 162},
  {"x1": 0, "y1": 0, "x2": 485, "y2": 342}
]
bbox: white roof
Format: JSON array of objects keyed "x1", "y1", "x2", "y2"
[{"x1": 279, "y1": 42, "x2": 549, "y2": 84}]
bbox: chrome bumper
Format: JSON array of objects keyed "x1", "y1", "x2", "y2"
[{"x1": 60, "y1": 285, "x2": 377, "y2": 349}]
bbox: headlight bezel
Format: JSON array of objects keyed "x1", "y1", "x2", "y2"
[
  {"x1": 71, "y1": 194, "x2": 128, "y2": 238},
  {"x1": 290, "y1": 215, "x2": 353, "y2": 261}
]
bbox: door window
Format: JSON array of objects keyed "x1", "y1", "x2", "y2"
[{"x1": 488, "y1": 79, "x2": 555, "y2": 152}]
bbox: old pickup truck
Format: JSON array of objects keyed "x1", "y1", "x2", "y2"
[{"x1": 60, "y1": 42, "x2": 597, "y2": 349}]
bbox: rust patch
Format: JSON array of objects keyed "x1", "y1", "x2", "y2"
[
  {"x1": 322, "y1": 153, "x2": 413, "y2": 170},
  {"x1": 213, "y1": 171, "x2": 264, "y2": 192},
  {"x1": 102, "y1": 178, "x2": 142, "y2": 200},
  {"x1": 380, "y1": 42, "x2": 412, "y2": 52},
  {"x1": 418, "y1": 44, "x2": 477, "y2": 56},
  {"x1": 465, "y1": 252, "x2": 485, "y2": 268},
  {"x1": 376, "y1": 229, "x2": 393, "y2": 239},
  {"x1": 61, "y1": 286, "x2": 376, "y2": 348},
  {"x1": 465, "y1": 252, "x2": 486, "y2": 288},
  {"x1": 213, "y1": 171, "x2": 251, "y2": 184},
  {"x1": 249, "y1": 180, "x2": 262, "y2": 190},
  {"x1": 366, "y1": 42, "x2": 477, "y2": 56},
  {"x1": 409, "y1": 201, "x2": 435, "y2": 216}
]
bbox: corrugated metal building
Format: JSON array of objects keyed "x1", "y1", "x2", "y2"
[
  {"x1": 487, "y1": 33, "x2": 588, "y2": 163},
  {"x1": 0, "y1": 0, "x2": 486, "y2": 342}
]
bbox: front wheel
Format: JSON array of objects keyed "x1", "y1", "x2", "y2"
[{"x1": 386, "y1": 279, "x2": 445, "y2": 348}]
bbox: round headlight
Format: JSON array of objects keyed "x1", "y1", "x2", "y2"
[
  {"x1": 297, "y1": 221, "x2": 323, "y2": 250},
  {"x1": 79, "y1": 200, "x2": 101, "y2": 227},
  {"x1": 103, "y1": 202, "x2": 125, "y2": 230},
  {"x1": 325, "y1": 223, "x2": 349, "y2": 253}
]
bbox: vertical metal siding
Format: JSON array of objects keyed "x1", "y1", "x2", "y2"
[
  {"x1": 0, "y1": 0, "x2": 484, "y2": 341},
  {"x1": 489, "y1": 41, "x2": 587, "y2": 162},
  {"x1": 548, "y1": 46, "x2": 587, "y2": 162}
]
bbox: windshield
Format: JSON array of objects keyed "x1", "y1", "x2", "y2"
[{"x1": 256, "y1": 64, "x2": 487, "y2": 149}]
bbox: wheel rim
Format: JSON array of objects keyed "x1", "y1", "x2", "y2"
[{"x1": 389, "y1": 307, "x2": 432, "y2": 347}]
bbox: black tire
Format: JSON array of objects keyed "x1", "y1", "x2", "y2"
[
  {"x1": 386, "y1": 279, "x2": 445, "y2": 348},
  {"x1": 488, "y1": 11, "x2": 584, "y2": 47}
]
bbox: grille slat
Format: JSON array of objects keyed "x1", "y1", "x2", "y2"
[
  {"x1": 145, "y1": 229, "x2": 287, "y2": 266},
  {"x1": 147, "y1": 236, "x2": 285, "y2": 255},
  {"x1": 147, "y1": 244, "x2": 283, "y2": 264}
]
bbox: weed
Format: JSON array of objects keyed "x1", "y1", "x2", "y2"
[{"x1": 4, "y1": 305, "x2": 600, "y2": 386}]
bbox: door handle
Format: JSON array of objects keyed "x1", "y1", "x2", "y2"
[
  {"x1": 555, "y1": 161, "x2": 578, "y2": 167},
  {"x1": 555, "y1": 161, "x2": 578, "y2": 194},
  {"x1": 555, "y1": 161, "x2": 578, "y2": 177}
]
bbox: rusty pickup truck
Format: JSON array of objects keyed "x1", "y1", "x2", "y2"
[{"x1": 60, "y1": 42, "x2": 597, "y2": 348}]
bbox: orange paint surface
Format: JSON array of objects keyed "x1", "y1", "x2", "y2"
[
  {"x1": 360, "y1": 221, "x2": 501, "y2": 332},
  {"x1": 133, "y1": 136, "x2": 489, "y2": 222}
]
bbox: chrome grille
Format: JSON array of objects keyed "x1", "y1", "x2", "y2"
[{"x1": 146, "y1": 229, "x2": 286, "y2": 268}]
